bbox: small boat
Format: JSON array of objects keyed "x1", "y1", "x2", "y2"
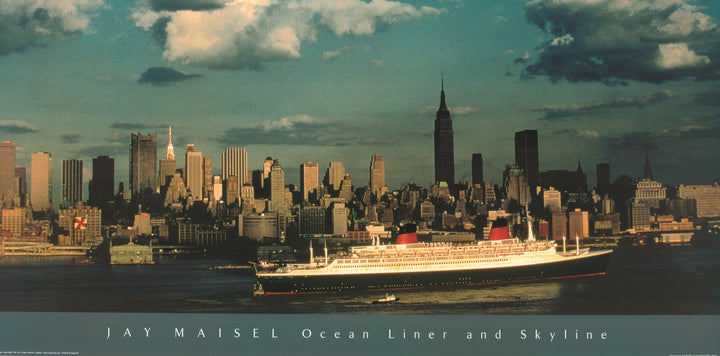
[
  {"x1": 209, "y1": 265, "x2": 253, "y2": 271},
  {"x1": 372, "y1": 293, "x2": 398, "y2": 304}
]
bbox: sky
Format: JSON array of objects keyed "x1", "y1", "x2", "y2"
[{"x1": 1, "y1": 0, "x2": 719, "y2": 200}]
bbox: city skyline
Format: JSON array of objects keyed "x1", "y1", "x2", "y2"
[{"x1": 1, "y1": 0, "x2": 720, "y2": 195}]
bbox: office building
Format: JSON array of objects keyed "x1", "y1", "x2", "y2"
[
  {"x1": 61, "y1": 159, "x2": 83, "y2": 206},
  {"x1": 369, "y1": 154, "x2": 387, "y2": 198},
  {"x1": 629, "y1": 199, "x2": 651, "y2": 230},
  {"x1": 184, "y1": 144, "x2": 202, "y2": 201},
  {"x1": 504, "y1": 164, "x2": 531, "y2": 207},
  {"x1": 472, "y1": 153, "x2": 483, "y2": 185},
  {"x1": 268, "y1": 159, "x2": 286, "y2": 213},
  {"x1": 568, "y1": 208, "x2": 589, "y2": 239},
  {"x1": 203, "y1": 157, "x2": 213, "y2": 201},
  {"x1": 596, "y1": 163, "x2": 610, "y2": 190},
  {"x1": 212, "y1": 175, "x2": 223, "y2": 202},
  {"x1": 515, "y1": 129, "x2": 539, "y2": 192},
  {"x1": 0, "y1": 141, "x2": 16, "y2": 207},
  {"x1": 30, "y1": 152, "x2": 52, "y2": 212},
  {"x1": 1, "y1": 207, "x2": 25, "y2": 236},
  {"x1": 678, "y1": 184, "x2": 720, "y2": 218},
  {"x1": 332, "y1": 202, "x2": 348, "y2": 236},
  {"x1": 159, "y1": 127, "x2": 176, "y2": 189},
  {"x1": 300, "y1": 162, "x2": 319, "y2": 203},
  {"x1": 89, "y1": 156, "x2": 114, "y2": 208},
  {"x1": 434, "y1": 79, "x2": 455, "y2": 185},
  {"x1": 298, "y1": 206, "x2": 326, "y2": 236},
  {"x1": 635, "y1": 179, "x2": 666, "y2": 209},
  {"x1": 15, "y1": 167, "x2": 26, "y2": 207},
  {"x1": 57, "y1": 203, "x2": 101, "y2": 246},
  {"x1": 551, "y1": 212, "x2": 567, "y2": 240},
  {"x1": 539, "y1": 163, "x2": 587, "y2": 195},
  {"x1": 222, "y1": 147, "x2": 248, "y2": 198},
  {"x1": 324, "y1": 161, "x2": 345, "y2": 193},
  {"x1": 129, "y1": 133, "x2": 157, "y2": 195},
  {"x1": 543, "y1": 187, "x2": 562, "y2": 213}
]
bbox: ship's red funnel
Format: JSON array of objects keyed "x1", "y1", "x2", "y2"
[
  {"x1": 488, "y1": 218, "x2": 510, "y2": 240},
  {"x1": 396, "y1": 224, "x2": 418, "y2": 244}
]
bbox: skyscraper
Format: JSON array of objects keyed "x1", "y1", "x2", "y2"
[
  {"x1": 472, "y1": 153, "x2": 484, "y2": 185},
  {"x1": 369, "y1": 154, "x2": 386, "y2": 198},
  {"x1": 596, "y1": 163, "x2": 610, "y2": 190},
  {"x1": 222, "y1": 147, "x2": 248, "y2": 199},
  {"x1": 269, "y1": 159, "x2": 285, "y2": 213},
  {"x1": 185, "y1": 144, "x2": 203, "y2": 201},
  {"x1": 324, "y1": 161, "x2": 345, "y2": 193},
  {"x1": 15, "y1": 167, "x2": 27, "y2": 207},
  {"x1": 504, "y1": 164, "x2": 530, "y2": 207},
  {"x1": 0, "y1": 141, "x2": 16, "y2": 207},
  {"x1": 159, "y1": 126, "x2": 176, "y2": 189},
  {"x1": 203, "y1": 156, "x2": 213, "y2": 201},
  {"x1": 434, "y1": 79, "x2": 455, "y2": 185},
  {"x1": 130, "y1": 133, "x2": 157, "y2": 195},
  {"x1": 89, "y1": 156, "x2": 114, "y2": 208},
  {"x1": 514, "y1": 129, "x2": 539, "y2": 193},
  {"x1": 261, "y1": 157, "x2": 274, "y2": 197},
  {"x1": 300, "y1": 162, "x2": 318, "y2": 203},
  {"x1": 61, "y1": 159, "x2": 83, "y2": 206},
  {"x1": 31, "y1": 152, "x2": 52, "y2": 212}
]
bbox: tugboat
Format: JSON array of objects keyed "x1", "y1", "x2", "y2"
[{"x1": 372, "y1": 293, "x2": 398, "y2": 304}]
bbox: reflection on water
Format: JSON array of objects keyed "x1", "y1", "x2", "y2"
[{"x1": 1, "y1": 245, "x2": 718, "y2": 314}]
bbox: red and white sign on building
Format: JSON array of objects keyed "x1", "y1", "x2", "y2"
[{"x1": 74, "y1": 217, "x2": 87, "y2": 230}]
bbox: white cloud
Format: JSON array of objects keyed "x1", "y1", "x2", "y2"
[
  {"x1": 132, "y1": 0, "x2": 443, "y2": 69},
  {"x1": 577, "y1": 130, "x2": 600, "y2": 139},
  {"x1": 656, "y1": 43, "x2": 710, "y2": 70},
  {"x1": 262, "y1": 114, "x2": 317, "y2": 130},
  {"x1": 0, "y1": 0, "x2": 104, "y2": 55},
  {"x1": 322, "y1": 46, "x2": 350, "y2": 61}
]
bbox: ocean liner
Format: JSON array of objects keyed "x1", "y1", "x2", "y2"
[{"x1": 254, "y1": 219, "x2": 612, "y2": 295}]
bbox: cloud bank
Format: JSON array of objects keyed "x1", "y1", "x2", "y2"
[
  {"x1": 219, "y1": 114, "x2": 388, "y2": 146},
  {"x1": 523, "y1": 0, "x2": 720, "y2": 83},
  {"x1": 0, "y1": 120, "x2": 40, "y2": 134},
  {"x1": 0, "y1": 0, "x2": 103, "y2": 56},
  {"x1": 131, "y1": 0, "x2": 443, "y2": 69},
  {"x1": 534, "y1": 91, "x2": 675, "y2": 120}
]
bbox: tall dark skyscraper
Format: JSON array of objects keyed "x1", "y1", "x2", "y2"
[
  {"x1": 472, "y1": 153, "x2": 483, "y2": 185},
  {"x1": 130, "y1": 133, "x2": 157, "y2": 195},
  {"x1": 514, "y1": 129, "x2": 539, "y2": 192},
  {"x1": 89, "y1": 156, "x2": 114, "y2": 207},
  {"x1": 61, "y1": 159, "x2": 83, "y2": 206},
  {"x1": 434, "y1": 79, "x2": 455, "y2": 185},
  {"x1": 597, "y1": 163, "x2": 610, "y2": 189}
]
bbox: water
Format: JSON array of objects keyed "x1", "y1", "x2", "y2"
[{"x1": 1, "y1": 245, "x2": 718, "y2": 314}]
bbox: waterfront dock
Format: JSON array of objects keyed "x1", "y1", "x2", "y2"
[{"x1": 1, "y1": 241, "x2": 89, "y2": 256}]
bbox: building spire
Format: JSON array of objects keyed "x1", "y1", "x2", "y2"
[
  {"x1": 643, "y1": 153, "x2": 653, "y2": 180},
  {"x1": 438, "y1": 74, "x2": 449, "y2": 114},
  {"x1": 165, "y1": 126, "x2": 175, "y2": 160}
]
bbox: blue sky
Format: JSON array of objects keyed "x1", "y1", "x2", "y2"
[{"x1": 1, "y1": 0, "x2": 719, "y2": 198}]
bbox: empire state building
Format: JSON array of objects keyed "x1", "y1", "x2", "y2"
[{"x1": 434, "y1": 79, "x2": 455, "y2": 185}]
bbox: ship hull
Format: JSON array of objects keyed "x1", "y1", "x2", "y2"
[{"x1": 256, "y1": 250, "x2": 611, "y2": 294}]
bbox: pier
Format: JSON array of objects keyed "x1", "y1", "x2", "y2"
[{"x1": 1, "y1": 241, "x2": 89, "y2": 256}]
